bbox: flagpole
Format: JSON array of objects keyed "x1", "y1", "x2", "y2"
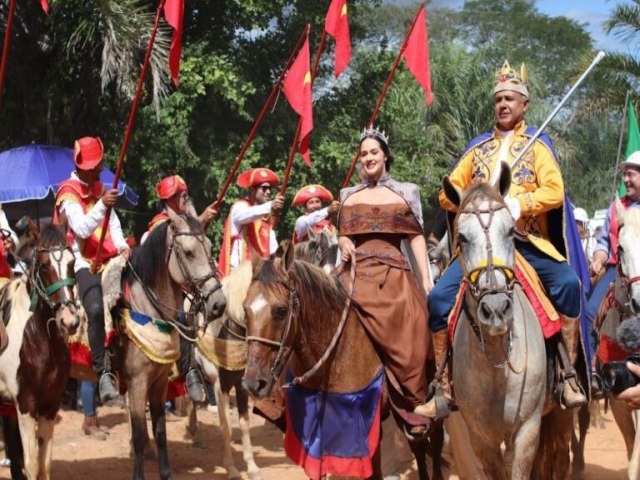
[
  {"x1": 273, "y1": 27, "x2": 326, "y2": 227},
  {"x1": 341, "y1": 3, "x2": 425, "y2": 188},
  {"x1": 213, "y1": 24, "x2": 311, "y2": 211},
  {"x1": 611, "y1": 90, "x2": 631, "y2": 200},
  {"x1": 92, "y1": 0, "x2": 166, "y2": 272},
  {"x1": 0, "y1": 0, "x2": 17, "y2": 107}
]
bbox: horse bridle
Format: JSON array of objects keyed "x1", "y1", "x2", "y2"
[
  {"x1": 458, "y1": 198, "x2": 518, "y2": 369},
  {"x1": 29, "y1": 246, "x2": 78, "y2": 317},
  {"x1": 167, "y1": 226, "x2": 222, "y2": 319},
  {"x1": 245, "y1": 281, "x2": 300, "y2": 396}
]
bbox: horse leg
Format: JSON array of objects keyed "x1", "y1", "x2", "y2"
[
  {"x1": 128, "y1": 386, "x2": 150, "y2": 480},
  {"x1": 570, "y1": 404, "x2": 589, "y2": 476},
  {"x1": 183, "y1": 398, "x2": 206, "y2": 448},
  {"x1": 148, "y1": 380, "x2": 172, "y2": 480},
  {"x1": 3, "y1": 415, "x2": 26, "y2": 480},
  {"x1": 215, "y1": 381, "x2": 240, "y2": 479},
  {"x1": 407, "y1": 437, "x2": 429, "y2": 480},
  {"x1": 236, "y1": 382, "x2": 261, "y2": 480},
  {"x1": 16, "y1": 414, "x2": 38, "y2": 480},
  {"x1": 428, "y1": 421, "x2": 445, "y2": 480},
  {"x1": 35, "y1": 417, "x2": 54, "y2": 480},
  {"x1": 628, "y1": 409, "x2": 640, "y2": 480},
  {"x1": 444, "y1": 413, "x2": 484, "y2": 479},
  {"x1": 510, "y1": 416, "x2": 542, "y2": 480},
  {"x1": 611, "y1": 398, "x2": 636, "y2": 459},
  {"x1": 470, "y1": 435, "x2": 506, "y2": 480}
]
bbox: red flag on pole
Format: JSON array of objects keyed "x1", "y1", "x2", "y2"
[
  {"x1": 402, "y1": 4, "x2": 432, "y2": 106},
  {"x1": 282, "y1": 36, "x2": 314, "y2": 166},
  {"x1": 163, "y1": 0, "x2": 184, "y2": 86},
  {"x1": 39, "y1": 0, "x2": 49, "y2": 14},
  {"x1": 324, "y1": 0, "x2": 351, "y2": 78}
]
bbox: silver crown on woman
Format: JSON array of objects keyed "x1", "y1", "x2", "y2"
[{"x1": 359, "y1": 126, "x2": 389, "y2": 145}]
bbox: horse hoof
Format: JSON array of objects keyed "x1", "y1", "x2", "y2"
[
  {"x1": 227, "y1": 467, "x2": 241, "y2": 479},
  {"x1": 248, "y1": 471, "x2": 262, "y2": 480}
]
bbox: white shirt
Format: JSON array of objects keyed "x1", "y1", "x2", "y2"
[
  {"x1": 229, "y1": 200, "x2": 277, "y2": 270},
  {"x1": 61, "y1": 172, "x2": 128, "y2": 272},
  {"x1": 294, "y1": 207, "x2": 331, "y2": 241}
]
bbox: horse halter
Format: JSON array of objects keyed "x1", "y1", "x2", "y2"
[
  {"x1": 245, "y1": 281, "x2": 300, "y2": 396},
  {"x1": 28, "y1": 246, "x2": 77, "y2": 315},
  {"x1": 458, "y1": 198, "x2": 516, "y2": 302},
  {"x1": 167, "y1": 225, "x2": 222, "y2": 314}
]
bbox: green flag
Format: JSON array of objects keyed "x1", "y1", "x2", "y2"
[{"x1": 619, "y1": 99, "x2": 640, "y2": 196}]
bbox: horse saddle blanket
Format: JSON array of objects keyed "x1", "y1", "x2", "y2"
[
  {"x1": 196, "y1": 330, "x2": 246, "y2": 371},
  {"x1": 283, "y1": 368, "x2": 383, "y2": 480},
  {"x1": 119, "y1": 308, "x2": 180, "y2": 364},
  {"x1": 448, "y1": 250, "x2": 561, "y2": 342}
]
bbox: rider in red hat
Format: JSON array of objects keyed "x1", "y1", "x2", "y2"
[
  {"x1": 292, "y1": 184, "x2": 340, "y2": 244},
  {"x1": 218, "y1": 168, "x2": 284, "y2": 276},
  {"x1": 141, "y1": 175, "x2": 218, "y2": 244},
  {"x1": 53, "y1": 136, "x2": 130, "y2": 406}
]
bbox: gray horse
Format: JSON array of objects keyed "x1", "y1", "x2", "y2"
[{"x1": 442, "y1": 162, "x2": 547, "y2": 479}]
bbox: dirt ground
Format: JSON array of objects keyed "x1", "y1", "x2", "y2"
[{"x1": 0, "y1": 398, "x2": 630, "y2": 480}]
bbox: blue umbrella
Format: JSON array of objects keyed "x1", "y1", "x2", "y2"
[
  {"x1": 0, "y1": 144, "x2": 138, "y2": 204},
  {"x1": 0, "y1": 144, "x2": 138, "y2": 223}
]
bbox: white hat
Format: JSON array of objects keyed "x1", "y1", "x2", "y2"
[
  {"x1": 620, "y1": 151, "x2": 640, "y2": 170},
  {"x1": 573, "y1": 207, "x2": 589, "y2": 224}
]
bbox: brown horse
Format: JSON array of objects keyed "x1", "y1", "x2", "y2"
[
  {"x1": 242, "y1": 242, "x2": 441, "y2": 480},
  {"x1": 0, "y1": 224, "x2": 81, "y2": 480},
  {"x1": 108, "y1": 209, "x2": 226, "y2": 480}
]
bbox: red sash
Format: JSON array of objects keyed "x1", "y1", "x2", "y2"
[
  {"x1": 53, "y1": 179, "x2": 118, "y2": 267},
  {"x1": 218, "y1": 199, "x2": 272, "y2": 277},
  {"x1": 608, "y1": 197, "x2": 630, "y2": 266},
  {"x1": 0, "y1": 241, "x2": 11, "y2": 279},
  {"x1": 147, "y1": 212, "x2": 170, "y2": 234},
  {"x1": 293, "y1": 218, "x2": 336, "y2": 244}
]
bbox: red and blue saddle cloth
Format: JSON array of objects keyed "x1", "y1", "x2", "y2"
[{"x1": 283, "y1": 368, "x2": 384, "y2": 480}]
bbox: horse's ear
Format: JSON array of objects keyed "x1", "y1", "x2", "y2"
[
  {"x1": 307, "y1": 228, "x2": 317, "y2": 242},
  {"x1": 498, "y1": 161, "x2": 512, "y2": 198},
  {"x1": 184, "y1": 197, "x2": 198, "y2": 219},
  {"x1": 28, "y1": 217, "x2": 39, "y2": 237},
  {"x1": 442, "y1": 176, "x2": 462, "y2": 209},
  {"x1": 615, "y1": 196, "x2": 625, "y2": 227},
  {"x1": 274, "y1": 240, "x2": 295, "y2": 271},
  {"x1": 167, "y1": 205, "x2": 188, "y2": 229}
]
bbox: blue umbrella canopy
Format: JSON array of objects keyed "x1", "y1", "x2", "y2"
[{"x1": 0, "y1": 144, "x2": 138, "y2": 205}]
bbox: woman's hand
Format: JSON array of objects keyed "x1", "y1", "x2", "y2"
[{"x1": 338, "y1": 236, "x2": 355, "y2": 263}]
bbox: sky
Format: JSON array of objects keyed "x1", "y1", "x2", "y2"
[{"x1": 392, "y1": 0, "x2": 634, "y2": 53}]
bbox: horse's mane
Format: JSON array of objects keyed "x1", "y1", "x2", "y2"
[
  {"x1": 37, "y1": 224, "x2": 67, "y2": 249},
  {"x1": 254, "y1": 258, "x2": 347, "y2": 313},
  {"x1": 222, "y1": 261, "x2": 253, "y2": 323},
  {"x1": 459, "y1": 183, "x2": 506, "y2": 211}
]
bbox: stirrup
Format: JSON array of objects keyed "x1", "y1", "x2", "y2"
[
  {"x1": 98, "y1": 372, "x2": 119, "y2": 404},
  {"x1": 560, "y1": 372, "x2": 587, "y2": 409},
  {"x1": 416, "y1": 384, "x2": 450, "y2": 420},
  {"x1": 185, "y1": 369, "x2": 206, "y2": 403}
]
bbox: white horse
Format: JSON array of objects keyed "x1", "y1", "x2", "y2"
[
  {"x1": 443, "y1": 163, "x2": 547, "y2": 479},
  {"x1": 596, "y1": 202, "x2": 640, "y2": 479}
]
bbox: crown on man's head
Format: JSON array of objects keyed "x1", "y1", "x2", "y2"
[
  {"x1": 360, "y1": 126, "x2": 389, "y2": 146},
  {"x1": 494, "y1": 60, "x2": 529, "y2": 98}
]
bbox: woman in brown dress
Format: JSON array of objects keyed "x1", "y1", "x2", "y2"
[{"x1": 338, "y1": 127, "x2": 433, "y2": 423}]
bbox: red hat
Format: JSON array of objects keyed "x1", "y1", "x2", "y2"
[
  {"x1": 292, "y1": 184, "x2": 333, "y2": 207},
  {"x1": 73, "y1": 136, "x2": 104, "y2": 170},
  {"x1": 156, "y1": 175, "x2": 188, "y2": 200},
  {"x1": 236, "y1": 168, "x2": 279, "y2": 188}
]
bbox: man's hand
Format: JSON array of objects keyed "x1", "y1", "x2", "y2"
[
  {"x1": 590, "y1": 250, "x2": 608, "y2": 275},
  {"x1": 271, "y1": 193, "x2": 285, "y2": 212},
  {"x1": 327, "y1": 200, "x2": 340, "y2": 218},
  {"x1": 102, "y1": 189, "x2": 119, "y2": 208},
  {"x1": 616, "y1": 362, "x2": 640, "y2": 409},
  {"x1": 199, "y1": 204, "x2": 219, "y2": 225},
  {"x1": 338, "y1": 236, "x2": 355, "y2": 263}
]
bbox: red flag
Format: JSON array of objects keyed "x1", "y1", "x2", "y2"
[
  {"x1": 283, "y1": 37, "x2": 314, "y2": 166},
  {"x1": 324, "y1": 0, "x2": 351, "y2": 78},
  {"x1": 39, "y1": 0, "x2": 48, "y2": 14},
  {"x1": 163, "y1": 0, "x2": 184, "y2": 86},
  {"x1": 402, "y1": 5, "x2": 432, "y2": 106}
]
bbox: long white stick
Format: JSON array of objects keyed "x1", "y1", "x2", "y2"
[{"x1": 505, "y1": 51, "x2": 606, "y2": 174}]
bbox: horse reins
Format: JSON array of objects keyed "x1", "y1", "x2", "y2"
[{"x1": 29, "y1": 246, "x2": 78, "y2": 315}]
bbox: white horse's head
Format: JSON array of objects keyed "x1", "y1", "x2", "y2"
[
  {"x1": 616, "y1": 200, "x2": 640, "y2": 314},
  {"x1": 443, "y1": 162, "x2": 516, "y2": 336}
]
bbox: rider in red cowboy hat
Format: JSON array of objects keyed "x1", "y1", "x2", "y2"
[
  {"x1": 291, "y1": 184, "x2": 340, "y2": 244},
  {"x1": 218, "y1": 168, "x2": 284, "y2": 277},
  {"x1": 53, "y1": 136, "x2": 130, "y2": 408},
  {"x1": 141, "y1": 175, "x2": 218, "y2": 244}
]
